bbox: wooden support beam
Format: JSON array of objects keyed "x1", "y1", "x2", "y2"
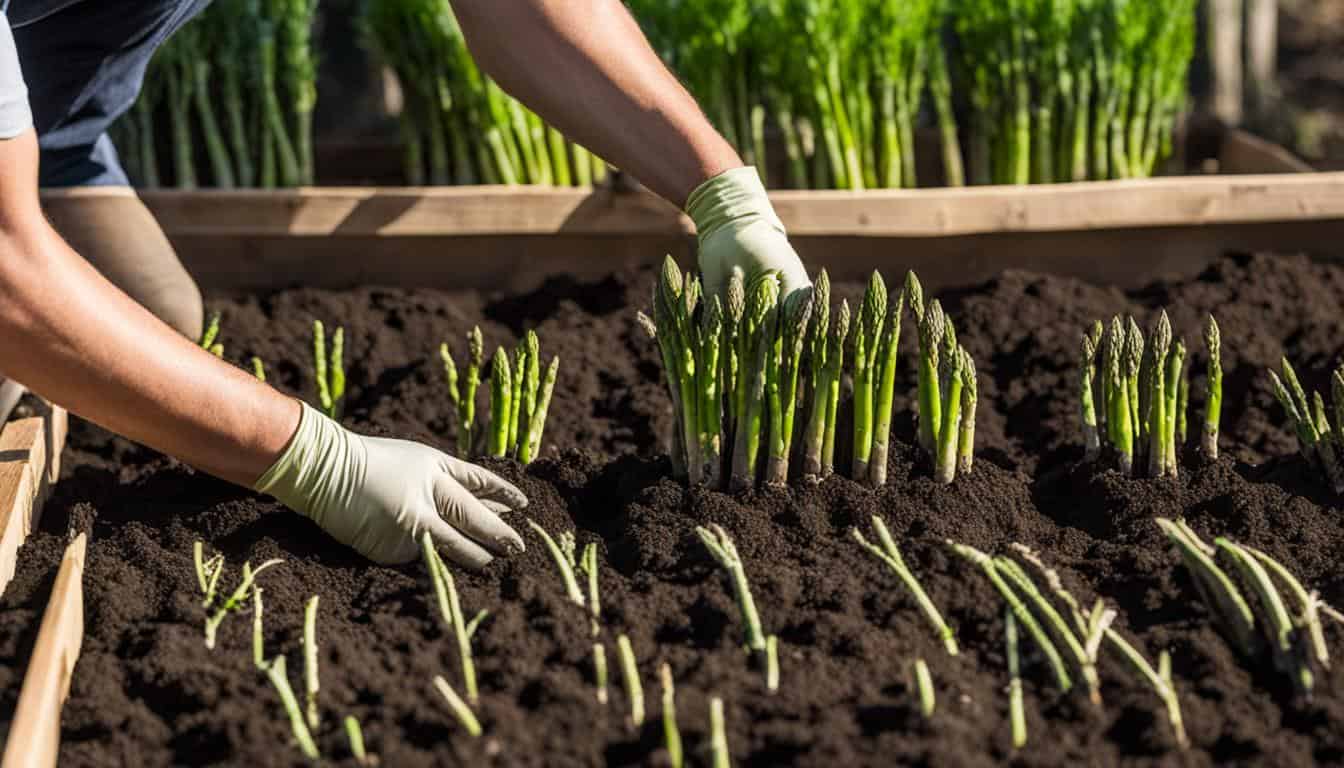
[
  {"x1": 0, "y1": 405, "x2": 69, "y2": 598},
  {"x1": 1, "y1": 533, "x2": 87, "y2": 768}
]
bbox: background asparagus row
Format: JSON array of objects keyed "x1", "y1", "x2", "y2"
[
  {"x1": 115, "y1": 0, "x2": 320, "y2": 189},
  {"x1": 113, "y1": 0, "x2": 1195, "y2": 189}
]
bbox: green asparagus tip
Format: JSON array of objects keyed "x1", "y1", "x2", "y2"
[{"x1": 904, "y1": 271, "x2": 925, "y2": 321}]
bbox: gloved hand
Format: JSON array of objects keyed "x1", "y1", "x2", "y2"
[
  {"x1": 686, "y1": 166, "x2": 811, "y2": 302},
  {"x1": 255, "y1": 402, "x2": 527, "y2": 568}
]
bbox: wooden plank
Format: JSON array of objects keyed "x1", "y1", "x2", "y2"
[
  {"x1": 1, "y1": 533, "x2": 87, "y2": 768},
  {"x1": 40, "y1": 172, "x2": 1344, "y2": 239},
  {"x1": 0, "y1": 405, "x2": 69, "y2": 598}
]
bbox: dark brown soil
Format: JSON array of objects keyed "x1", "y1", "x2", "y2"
[{"x1": 2, "y1": 253, "x2": 1343, "y2": 766}]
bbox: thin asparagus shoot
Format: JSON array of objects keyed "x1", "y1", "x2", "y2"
[
  {"x1": 1215, "y1": 538, "x2": 1314, "y2": 695},
  {"x1": 995, "y1": 556, "x2": 1104, "y2": 705},
  {"x1": 1155, "y1": 518, "x2": 1258, "y2": 658},
  {"x1": 594, "y1": 642, "x2": 609, "y2": 704},
  {"x1": 1080, "y1": 327, "x2": 1101, "y2": 460},
  {"x1": 204, "y1": 559, "x2": 283, "y2": 650},
  {"x1": 526, "y1": 520, "x2": 586, "y2": 606},
  {"x1": 1006, "y1": 610, "x2": 1027, "y2": 748},
  {"x1": 948, "y1": 541, "x2": 1072, "y2": 692},
  {"x1": 696, "y1": 524, "x2": 775, "y2": 689},
  {"x1": 265, "y1": 656, "x2": 320, "y2": 759},
  {"x1": 616, "y1": 634, "x2": 645, "y2": 728},
  {"x1": 660, "y1": 663, "x2": 683, "y2": 768},
  {"x1": 852, "y1": 516, "x2": 958, "y2": 655},
  {"x1": 345, "y1": 715, "x2": 370, "y2": 765},
  {"x1": 580, "y1": 542, "x2": 602, "y2": 635},
  {"x1": 1203, "y1": 315, "x2": 1221, "y2": 459},
  {"x1": 252, "y1": 357, "x2": 267, "y2": 382},
  {"x1": 422, "y1": 532, "x2": 480, "y2": 702},
  {"x1": 914, "y1": 658, "x2": 935, "y2": 717},
  {"x1": 252, "y1": 587, "x2": 266, "y2": 670},
  {"x1": 710, "y1": 697, "x2": 730, "y2": 768},
  {"x1": 1104, "y1": 630, "x2": 1189, "y2": 748},
  {"x1": 1242, "y1": 543, "x2": 1330, "y2": 669},
  {"x1": 304, "y1": 595, "x2": 320, "y2": 730},
  {"x1": 432, "y1": 675, "x2": 483, "y2": 737}
]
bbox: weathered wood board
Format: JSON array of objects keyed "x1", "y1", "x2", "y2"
[
  {"x1": 0, "y1": 533, "x2": 87, "y2": 768},
  {"x1": 0, "y1": 404, "x2": 68, "y2": 598}
]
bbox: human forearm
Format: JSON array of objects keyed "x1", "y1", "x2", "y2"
[
  {"x1": 448, "y1": 0, "x2": 741, "y2": 206},
  {"x1": 0, "y1": 133, "x2": 296, "y2": 486}
]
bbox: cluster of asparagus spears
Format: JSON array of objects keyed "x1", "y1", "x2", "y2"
[
  {"x1": 442, "y1": 327, "x2": 558, "y2": 464},
  {"x1": 114, "y1": 0, "x2": 318, "y2": 188},
  {"x1": 640, "y1": 259, "x2": 977, "y2": 489},
  {"x1": 363, "y1": 0, "x2": 607, "y2": 186},
  {"x1": 1157, "y1": 518, "x2": 1336, "y2": 698},
  {"x1": 1079, "y1": 312, "x2": 1221, "y2": 475},
  {"x1": 1268, "y1": 359, "x2": 1344, "y2": 494}
]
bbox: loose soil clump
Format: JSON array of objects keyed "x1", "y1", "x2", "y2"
[{"x1": 1, "y1": 253, "x2": 1342, "y2": 766}]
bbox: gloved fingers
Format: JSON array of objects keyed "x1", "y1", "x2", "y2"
[
  {"x1": 443, "y1": 455, "x2": 528, "y2": 509},
  {"x1": 481, "y1": 499, "x2": 513, "y2": 516},
  {"x1": 433, "y1": 473, "x2": 526, "y2": 556},
  {"x1": 421, "y1": 513, "x2": 495, "y2": 571}
]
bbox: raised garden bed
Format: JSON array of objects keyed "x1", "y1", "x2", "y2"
[{"x1": 0, "y1": 251, "x2": 1342, "y2": 765}]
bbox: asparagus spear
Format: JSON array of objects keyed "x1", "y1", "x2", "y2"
[
  {"x1": 1203, "y1": 315, "x2": 1222, "y2": 459},
  {"x1": 801, "y1": 271, "x2": 832, "y2": 482},
  {"x1": 850, "y1": 273, "x2": 887, "y2": 481},
  {"x1": 934, "y1": 344, "x2": 965, "y2": 485},
  {"x1": 869, "y1": 276, "x2": 905, "y2": 487},
  {"x1": 697, "y1": 524, "x2": 777, "y2": 690},
  {"x1": 958, "y1": 350, "x2": 978, "y2": 475},
  {"x1": 766, "y1": 287, "x2": 814, "y2": 486},
  {"x1": 917, "y1": 300, "x2": 945, "y2": 460},
  {"x1": 730, "y1": 273, "x2": 780, "y2": 491},
  {"x1": 489, "y1": 347, "x2": 512, "y2": 458},
  {"x1": 820, "y1": 301, "x2": 850, "y2": 479},
  {"x1": 1080, "y1": 326, "x2": 1102, "y2": 460}
]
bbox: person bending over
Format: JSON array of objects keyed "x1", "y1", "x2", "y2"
[{"x1": 0, "y1": 0, "x2": 809, "y2": 567}]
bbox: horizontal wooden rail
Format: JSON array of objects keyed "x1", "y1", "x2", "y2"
[
  {"x1": 0, "y1": 405, "x2": 68, "y2": 598},
  {"x1": 1, "y1": 533, "x2": 87, "y2": 768},
  {"x1": 41, "y1": 172, "x2": 1344, "y2": 238}
]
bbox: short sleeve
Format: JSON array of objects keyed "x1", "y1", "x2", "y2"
[{"x1": 0, "y1": 12, "x2": 32, "y2": 139}]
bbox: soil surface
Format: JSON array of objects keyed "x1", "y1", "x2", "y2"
[{"x1": 2, "y1": 253, "x2": 1343, "y2": 766}]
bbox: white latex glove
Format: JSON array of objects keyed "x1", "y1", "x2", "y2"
[
  {"x1": 255, "y1": 402, "x2": 527, "y2": 568},
  {"x1": 686, "y1": 166, "x2": 811, "y2": 302}
]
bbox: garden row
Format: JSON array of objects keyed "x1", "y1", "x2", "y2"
[{"x1": 1, "y1": 252, "x2": 1341, "y2": 765}]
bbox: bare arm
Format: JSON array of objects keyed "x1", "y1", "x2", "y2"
[
  {"x1": 448, "y1": 0, "x2": 741, "y2": 206},
  {"x1": 0, "y1": 130, "x2": 298, "y2": 486}
]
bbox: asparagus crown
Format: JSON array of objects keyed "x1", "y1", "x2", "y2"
[
  {"x1": 861, "y1": 271, "x2": 888, "y2": 335},
  {"x1": 941, "y1": 316, "x2": 959, "y2": 371},
  {"x1": 635, "y1": 311, "x2": 658, "y2": 340},
  {"x1": 726, "y1": 269, "x2": 747, "y2": 326},
  {"x1": 441, "y1": 343, "x2": 458, "y2": 388},
  {"x1": 833, "y1": 299, "x2": 851, "y2": 347},
  {"x1": 1148, "y1": 311, "x2": 1171, "y2": 371},
  {"x1": 904, "y1": 271, "x2": 925, "y2": 322},
  {"x1": 746, "y1": 271, "x2": 781, "y2": 333},
  {"x1": 939, "y1": 338, "x2": 965, "y2": 382},
  {"x1": 1281, "y1": 357, "x2": 1312, "y2": 416},
  {"x1": 1125, "y1": 316, "x2": 1145, "y2": 370},
  {"x1": 1313, "y1": 391, "x2": 1331, "y2": 434},
  {"x1": 1204, "y1": 315, "x2": 1221, "y2": 368},
  {"x1": 921, "y1": 300, "x2": 946, "y2": 356},
  {"x1": 782, "y1": 286, "x2": 816, "y2": 346},
  {"x1": 657, "y1": 255, "x2": 683, "y2": 316},
  {"x1": 961, "y1": 348, "x2": 977, "y2": 402},
  {"x1": 1080, "y1": 331, "x2": 1097, "y2": 370},
  {"x1": 492, "y1": 346, "x2": 511, "y2": 386},
  {"x1": 469, "y1": 326, "x2": 484, "y2": 367},
  {"x1": 683, "y1": 274, "x2": 702, "y2": 319},
  {"x1": 1088, "y1": 320, "x2": 1104, "y2": 352},
  {"x1": 810, "y1": 271, "x2": 831, "y2": 351},
  {"x1": 1268, "y1": 370, "x2": 1300, "y2": 422},
  {"x1": 702, "y1": 295, "x2": 724, "y2": 339}
]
